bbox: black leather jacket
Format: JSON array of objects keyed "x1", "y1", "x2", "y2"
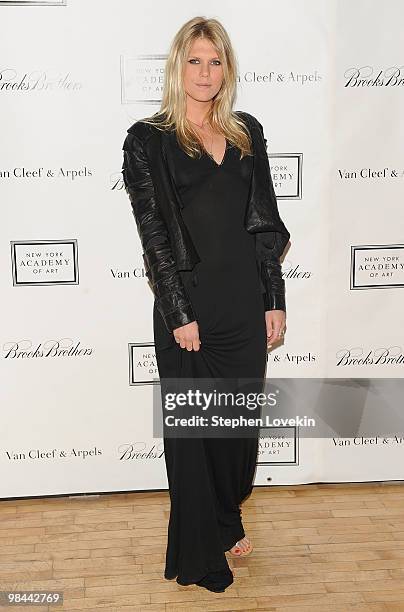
[{"x1": 121, "y1": 111, "x2": 290, "y2": 333}]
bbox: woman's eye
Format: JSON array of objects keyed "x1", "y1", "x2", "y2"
[{"x1": 188, "y1": 59, "x2": 221, "y2": 65}]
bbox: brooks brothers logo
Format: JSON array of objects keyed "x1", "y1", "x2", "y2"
[
  {"x1": 269, "y1": 153, "x2": 302, "y2": 199},
  {"x1": 118, "y1": 441, "x2": 164, "y2": 460},
  {"x1": 129, "y1": 342, "x2": 159, "y2": 385},
  {"x1": 0, "y1": 67, "x2": 80, "y2": 91},
  {"x1": 336, "y1": 346, "x2": 404, "y2": 367},
  {"x1": 282, "y1": 260, "x2": 312, "y2": 282},
  {"x1": 350, "y1": 244, "x2": 404, "y2": 289},
  {"x1": 11, "y1": 240, "x2": 78, "y2": 285},
  {"x1": 257, "y1": 427, "x2": 298, "y2": 466},
  {"x1": 3, "y1": 338, "x2": 93, "y2": 359},
  {"x1": 344, "y1": 65, "x2": 404, "y2": 88},
  {"x1": 120, "y1": 54, "x2": 167, "y2": 105},
  {"x1": 111, "y1": 170, "x2": 124, "y2": 191}
]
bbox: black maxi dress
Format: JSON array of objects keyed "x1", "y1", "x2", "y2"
[{"x1": 153, "y1": 134, "x2": 268, "y2": 587}]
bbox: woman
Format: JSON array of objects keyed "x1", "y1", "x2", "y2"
[{"x1": 122, "y1": 16, "x2": 290, "y2": 593}]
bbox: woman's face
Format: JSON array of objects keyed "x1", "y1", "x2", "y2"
[{"x1": 183, "y1": 37, "x2": 224, "y2": 104}]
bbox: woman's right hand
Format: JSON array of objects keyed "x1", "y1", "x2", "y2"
[{"x1": 173, "y1": 320, "x2": 201, "y2": 351}]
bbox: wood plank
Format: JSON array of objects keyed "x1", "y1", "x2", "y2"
[{"x1": 0, "y1": 481, "x2": 403, "y2": 610}]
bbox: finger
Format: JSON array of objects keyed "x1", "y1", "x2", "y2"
[
  {"x1": 272, "y1": 326, "x2": 285, "y2": 340},
  {"x1": 193, "y1": 338, "x2": 201, "y2": 351},
  {"x1": 186, "y1": 339, "x2": 193, "y2": 351},
  {"x1": 276, "y1": 325, "x2": 284, "y2": 338}
]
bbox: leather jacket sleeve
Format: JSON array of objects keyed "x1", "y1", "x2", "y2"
[
  {"x1": 255, "y1": 120, "x2": 289, "y2": 313},
  {"x1": 122, "y1": 131, "x2": 197, "y2": 333}
]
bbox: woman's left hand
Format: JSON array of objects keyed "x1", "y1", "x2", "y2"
[{"x1": 265, "y1": 309, "x2": 286, "y2": 348}]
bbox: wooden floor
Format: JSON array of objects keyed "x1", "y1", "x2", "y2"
[{"x1": 1, "y1": 481, "x2": 404, "y2": 611}]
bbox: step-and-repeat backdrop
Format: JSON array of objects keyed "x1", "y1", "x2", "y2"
[{"x1": 2, "y1": 0, "x2": 403, "y2": 498}]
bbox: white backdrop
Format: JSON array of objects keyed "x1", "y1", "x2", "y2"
[{"x1": 1, "y1": 0, "x2": 403, "y2": 499}]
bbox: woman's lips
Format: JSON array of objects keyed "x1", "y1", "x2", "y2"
[{"x1": 196, "y1": 84, "x2": 211, "y2": 87}]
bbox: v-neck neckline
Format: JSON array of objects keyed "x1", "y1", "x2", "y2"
[{"x1": 204, "y1": 139, "x2": 228, "y2": 167}]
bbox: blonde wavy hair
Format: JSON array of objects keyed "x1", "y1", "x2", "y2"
[{"x1": 141, "y1": 16, "x2": 252, "y2": 159}]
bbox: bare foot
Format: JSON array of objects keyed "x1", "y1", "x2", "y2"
[{"x1": 229, "y1": 536, "x2": 252, "y2": 555}]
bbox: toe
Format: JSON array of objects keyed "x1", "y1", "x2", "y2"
[
  {"x1": 239, "y1": 539, "x2": 247, "y2": 552},
  {"x1": 240, "y1": 537, "x2": 251, "y2": 552}
]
